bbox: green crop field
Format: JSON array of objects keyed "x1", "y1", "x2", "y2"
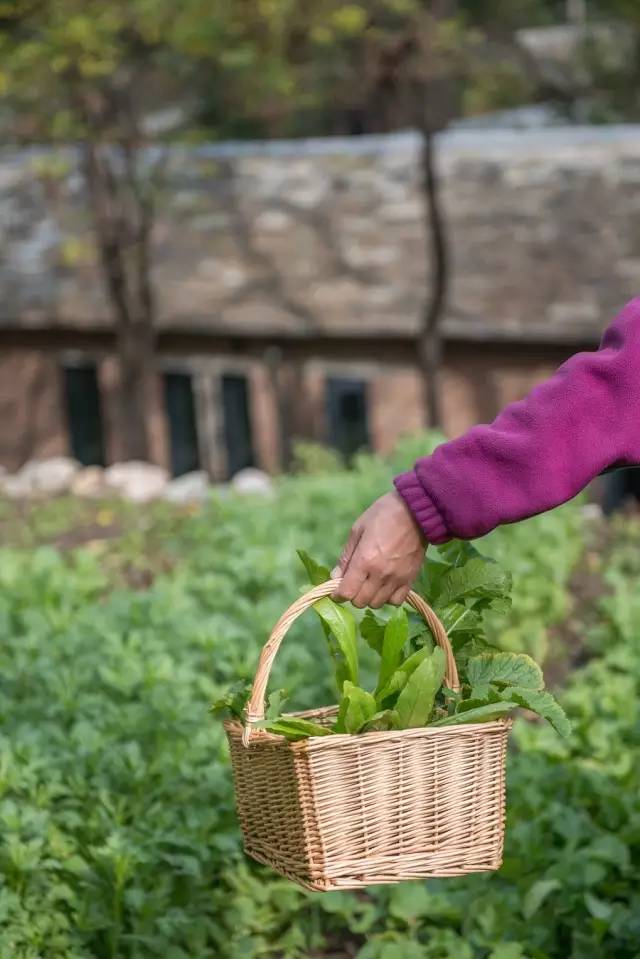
[{"x1": 0, "y1": 436, "x2": 637, "y2": 959}]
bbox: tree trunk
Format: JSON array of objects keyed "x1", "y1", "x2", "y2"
[
  {"x1": 115, "y1": 318, "x2": 156, "y2": 462},
  {"x1": 82, "y1": 140, "x2": 157, "y2": 462},
  {"x1": 264, "y1": 346, "x2": 292, "y2": 471},
  {"x1": 418, "y1": 126, "x2": 448, "y2": 430}
]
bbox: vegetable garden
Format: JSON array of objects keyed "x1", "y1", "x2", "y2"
[{"x1": 0, "y1": 435, "x2": 637, "y2": 959}]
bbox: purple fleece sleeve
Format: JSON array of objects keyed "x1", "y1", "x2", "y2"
[{"x1": 394, "y1": 297, "x2": 640, "y2": 542}]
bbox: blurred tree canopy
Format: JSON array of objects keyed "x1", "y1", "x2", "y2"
[
  {"x1": 578, "y1": 1, "x2": 640, "y2": 122},
  {"x1": 0, "y1": 0, "x2": 323, "y2": 459},
  {"x1": 0, "y1": 0, "x2": 200, "y2": 460}
]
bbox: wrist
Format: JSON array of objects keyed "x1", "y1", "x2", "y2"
[
  {"x1": 390, "y1": 489, "x2": 427, "y2": 547},
  {"x1": 393, "y1": 470, "x2": 450, "y2": 544}
]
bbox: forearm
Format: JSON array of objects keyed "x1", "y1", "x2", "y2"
[{"x1": 395, "y1": 298, "x2": 640, "y2": 542}]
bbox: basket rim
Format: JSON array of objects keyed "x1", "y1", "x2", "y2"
[{"x1": 225, "y1": 709, "x2": 512, "y2": 749}]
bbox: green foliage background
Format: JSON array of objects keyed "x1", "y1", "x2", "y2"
[{"x1": 0, "y1": 437, "x2": 637, "y2": 958}]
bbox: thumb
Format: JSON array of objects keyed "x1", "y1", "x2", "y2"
[{"x1": 332, "y1": 525, "x2": 362, "y2": 579}]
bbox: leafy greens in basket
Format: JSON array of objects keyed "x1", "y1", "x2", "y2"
[{"x1": 212, "y1": 542, "x2": 570, "y2": 740}]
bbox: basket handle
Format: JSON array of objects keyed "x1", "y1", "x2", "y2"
[{"x1": 243, "y1": 578, "x2": 459, "y2": 745}]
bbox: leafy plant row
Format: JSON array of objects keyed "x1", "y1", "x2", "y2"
[{"x1": 0, "y1": 435, "x2": 603, "y2": 958}]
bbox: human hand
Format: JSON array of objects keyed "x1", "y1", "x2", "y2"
[{"x1": 331, "y1": 491, "x2": 427, "y2": 608}]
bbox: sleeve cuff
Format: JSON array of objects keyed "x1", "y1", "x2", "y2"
[{"x1": 393, "y1": 470, "x2": 450, "y2": 544}]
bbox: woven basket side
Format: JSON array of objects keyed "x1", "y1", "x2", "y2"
[
  {"x1": 300, "y1": 720, "x2": 511, "y2": 887},
  {"x1": 225, "y1": 723, "x2": 322, "y2": 887}
]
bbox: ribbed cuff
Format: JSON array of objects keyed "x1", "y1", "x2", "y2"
[{"x1": 393, "y1": 470, "x2": 450, "y2": 544}]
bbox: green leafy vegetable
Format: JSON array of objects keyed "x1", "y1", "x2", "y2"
[
  {"x1": 467, "y1": 651, "x2": 544, "y2": 691},
  {"x1": 313, "y1": 596, "x2": 359, "y2": 687},
  {"x1": 266, "y1": 688, "x2": 289, "y2": 720},
  {"x1": 360, "y1": 709, "x2": 398, "y2": 732},
  {"x1": 376, "y1": 607, "x2": 408, "y2": 693},
  {"x1": 503, "y1": 687, "x2": 571, "y2": 737},
  {"x1": 256, "y1": 717, "x2": 333, "y2": 740},
  {"x1": 297, "y1": 548, "x2": 330, "y2": 586},
  {"x1": 335, "y1": 682, "x2": 378, "y2": 733},
  {"x1": 375, "y1": 668, "x2": 408, "y2": 704},
  {"x1": 394, "y1": 647, "x2": 446, "y2": 729},
  {"x1": 376, "y1": 645, "x2": 433, "y2": 703},
  {"x1": 435, "y1": 557, "x2": 512, "y2": 607},
  {"x1": 522, "y1": 878, "x2": 563, "y2": 919},
  {"x1": 216, "y1": 547, "x2": 568, "y2": 746},
  {"x1": 210, "y1": 680, "x2": 252, "y2": 720},
  {"x1": 361, "y1": 608, "x2": 386, "y2": 654},
  {"x1": 431, "y1": 702, "x2": 518, "y2": 726},
  {"x1": 0, "y1": 436, "x2": 620, "y2": 958},
  {"x1": 438, "y1": 603, "x2": 483, "y2": 636}
]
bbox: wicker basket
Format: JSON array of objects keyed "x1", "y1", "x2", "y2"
[{"x1": 225, "y1": 579, "x2": 511, "y2": 891}]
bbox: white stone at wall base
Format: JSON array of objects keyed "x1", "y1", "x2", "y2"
[
  {"x1": 1, "y1": 473, "x2": 33, "y2": 498},
  {"x1": 15, "y1": 457, "x2": 79, "y2": 496},
  {"x1": 104, "y1": 461, "x2": 169, "y2": 503},
  {"x1": 581, "y1": 503, "x2": 603, "y2": 521},
  {"x1": 231, "y1": 468, "x2": 274, "y2": 496},
  {"x1": 71, "y1": 466, "x2": 107, "y2": 498},
  {"x1": 163, "y1": 471, "x2": 210, "y2": 504}
]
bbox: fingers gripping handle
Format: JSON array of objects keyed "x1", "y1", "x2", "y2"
[{"x1": 242, "y1": 579, "x2": 459, "y2": 745}]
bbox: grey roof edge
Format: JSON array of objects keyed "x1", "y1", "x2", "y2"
[{"x1": 0, "y1": 316, "x2": 602, "y2": 347}]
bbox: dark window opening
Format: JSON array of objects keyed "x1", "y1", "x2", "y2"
[
  {"x1": 62, "y1": 364, "x2": 106, "y2": 466},
  {"x1": 222, "y1": 374, "x2": 255, "y2": 478},
  {"x1": 602, "y1": 466, "x2": 640, "y2": 515},
  {"x1": 164, "y1": 372, "x2": 200, "y2": 477},
  {"x1": 326, "y1": 377, "x2": 369, "y2": 462}
]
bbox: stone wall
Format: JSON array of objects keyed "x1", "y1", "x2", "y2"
[
  {"x1": 0, "y1": 338, "x2": 571, "y2": 474},
  {"x1": 0, "y1": 350, "x2": 67, "y2": 471},
  {"x1": 2, "y1": 126, "x2": 640, "y2": 339},
  {"x1": 2, "y1": 126, "x2": 640, "y2": 473}
]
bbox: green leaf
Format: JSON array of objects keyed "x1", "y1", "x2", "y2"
[
  {"x1": 257, "y1": 717, "x2": 334, "y2": 740},
  {"x1": 504, "y1": 687, "x2": 571, "y2": 737},
  {"x1": 401, "y1": 644, "x2": 438, "y2": 676},
  {"x1": 376, "y1": 669, "x2": 408, "y2": 704},
  {"x1": 336, "y1": 682, "x2": 377, "y2": 734},
  {"x1": 587, "y1": 834, "x2": 631, "y2": 871},
  {"x1": 409, "y1": 630, "x2": 435, "y2": 652},
  {"x1": 361, "y1": 609, "x2": 386, "y2": 654},
  {"x1": 388, "y1": 882, "x2": 432, "y2": 921},
  {"x1": 412, "y1": 556, "x2": 450, "y2": 603},
  {"x1": 334, "y1": 694, "x2": 349, "y2": 734},
  {"x1": 467, "y1": 652, "x2": 544, "y2": 691},
  {"x1": 489, "y1": 945, "x2": 526, "y2": 959},
  {"x1": 436, "y1": 558, "x2": 511, "y2": 608},
  {"x1": 431, "y1": 701, "x2": 517, "y2": 727},
  {"x1": 376, "y1": 645, "x2": 434, "y2": 703},
  {"x1": 457, "y1": 685, "x2": 502, "y2": 713},
  {"x1": 377, "y1": 608, "x2": 408, "y2": 693},
  {"x1": 360, "y1": 709, "x2": 397, "y2": 732},
  {"x1": 522, "y1": 878, "x2": 562, "y2": 919},
  {"x1": 407, "y1": 611, "x2": 432, "y2": 644},
  {"x1": 313, "y1": 597, "x2": 358, "y2": 686},
  {"x1": 439, "y1": 603, "x2": 483, "y2": 635},
  {"x1": 266, "y1": 688, "x2": 289, "y2": 720},
  {"x1": 394, "y1": 647, "x2": 445, "y2": 729},
  {"x1": 436, "y1": 540, "x2": 482, "y2": 567},
  {"x1": 297, "y1": 549, "x2": 330, "y2": 586},
  {"x1": 584, "y1": 891, "x2": 613, "y2": 921},
  {"x1": 210, "y1": 680, "x2": 251, "y2": 720},
  {"x1": 486, "y1": 596, "x2": 513, "y2": 617}
]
